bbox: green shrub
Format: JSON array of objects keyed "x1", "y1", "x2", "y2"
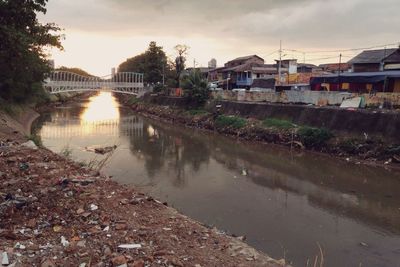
[
  {"x1": 298, "y1": 126, "x2": 333, "y2": 148},
  {"x1": 215, "y1": 115, "x2": 246, "y2": 129},
  {"x1": 181, "y1": 70, "x2": 209, "y2": 107},
  {"x1": 262, "y1": 118, "x2": 295, "y2": 129},
  {"x1": 185, "y1": 109, "x2": 209, "y2": 116}
]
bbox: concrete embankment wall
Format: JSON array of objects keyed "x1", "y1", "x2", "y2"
[
  {"x1": 212, "y1": 90, "x2": 400, "y2": 107},
  {"x1": 142, "y1": 95, "x2": 400, "y2": 140},
  {"x1": 219, "y1": 101, "x2": 400, "y2": 140},
  {"x1": 0, "y1": 108, "x2": 39, "y2": 138}
]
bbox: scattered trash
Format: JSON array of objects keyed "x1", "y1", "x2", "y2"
[
  {"x1": 61, "y1": 236, "x2": 69, "y2": 247},
  {"x1": 340, "y1": 97, "x2": 362, "y2": 109},
  {"x1": 118, "y1": 244, "x2": 142, "y2": 249},
  {"x1": 19, "y1": 162, "x2": 29, "y2": 171},
  {"x1": 14, "y1": 242, "x2": 26, "y2": 249},
  {"x1": 241, "y1": 169, "x2": 247, "y2": 176},
  {"x1": 53, "y1": 225, "x2": 62, "y2": 232},
  {"x1": 1, "y1": 251, "x2": 9, "y2": 265},
  {"x1": 92, "y1": 145, "x2": 117, "y2": 155},
  {"x1": 89, "y1": 204, "x2": 98, "y2": 211},
  {"x1": 360, "y1": 242, "x2": 368, "y2": 247},
  {"x1": 103, "y1": 226, "x2": 110, "y2": 232}
]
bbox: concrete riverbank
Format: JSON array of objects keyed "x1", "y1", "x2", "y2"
[{"x1": 123, "y1": 96, "x2": 400, "y2": 169}]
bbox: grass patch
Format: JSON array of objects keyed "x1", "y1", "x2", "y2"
[
  {"x1": 215, "y1": 115, "x2": 247, "y2": 129},
  {"x1": 262, "y1": 118, "x2": 295, "y2": 129},
  {"x1": 185, "y1": 109, "x2": 210, "y2": 116},
  {"x1": 60, "y1": 145, "x2": 73, "y2": 159},
  {"x1": 127, "y1": 96, "x2": 141, "y2": 105},
  {"x1": 298, "y1": 126, "x2": 333, "y2": 148}
]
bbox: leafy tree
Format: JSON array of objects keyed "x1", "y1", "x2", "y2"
[
  {"x1": 174, "y1": 44, "x2": 189, "y2": 88},
  {"x1": 180, "y1": 70, "x2": 209, "y2": 107},
  {"x1": 0, "y1": 0, "x2": 63, "y2": 103},
  {"x1": 57, "y1": 66, "x2": 94, "y2": 77},
  {"x1": 118, "y1": 41, "x2": 170, "y2": 84}
]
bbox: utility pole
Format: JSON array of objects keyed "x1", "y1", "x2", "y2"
[
  {"x1": 338, "y1": 53, "x2": 342, "y2": 90},
  {"x1": 278, "y1": 40, "x2": 282, "y2": 85}
]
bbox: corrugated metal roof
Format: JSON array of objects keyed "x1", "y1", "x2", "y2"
[
  {"x1": 348, "y1": 49, "x2": 398, "y2": 64},
  {"x1": 228, "y1": 55, "x2": 264, "y2": 63},
  {"x1": 313, "y1": 70, "x2": 400, "y2": 78}
]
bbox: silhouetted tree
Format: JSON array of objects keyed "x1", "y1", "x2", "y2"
[
  {"x1": 118, "y1": 41, "x2": 170, "y2": 84},
  {"x1": 174, "y1": 44, "x2": 189, "y2": 88},
  {"x1": 0, "y1": 0, "x2": 63, "y2": 103}
]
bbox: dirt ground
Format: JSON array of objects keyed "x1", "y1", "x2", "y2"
[{"x1": 0, "y1": 114, "x2": 286, "y2": 266}]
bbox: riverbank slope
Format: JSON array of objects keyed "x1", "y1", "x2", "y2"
[
  {"x1": 0, "y1": 110, "x2": 286, "y2": 266},
  {"x1": 122, "y1": 97, "x2": 400, "y2": 169}
]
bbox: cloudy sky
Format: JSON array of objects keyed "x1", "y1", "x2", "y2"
[{"x1": 39, "y1": 0, "x2": 400, "y2": 76}]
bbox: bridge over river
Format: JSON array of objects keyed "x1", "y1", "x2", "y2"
[{"x1": 44, "y1": 71, "x2": 149, "y2": 96}]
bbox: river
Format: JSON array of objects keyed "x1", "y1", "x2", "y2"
[{"x1": 33, "y1": 92, "x2": 400, "y2": 267}]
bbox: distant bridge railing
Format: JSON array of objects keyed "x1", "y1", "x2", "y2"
[{"x1": 44, "y1": 71, "x2": 147, "y2": 95}]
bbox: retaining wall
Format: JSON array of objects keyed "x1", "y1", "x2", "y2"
[
  {"x1": 218, "y1": 101, "x2": 400, "y2": 141},
  {"x1": 212, "y1": 90, "x2": 400, "y2": 107}
]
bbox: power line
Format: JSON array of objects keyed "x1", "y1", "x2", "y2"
[{"x1": 283, "y1": 42, "x2": 399, "y2": 54}]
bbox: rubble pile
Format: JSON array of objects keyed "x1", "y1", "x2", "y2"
[{"x1": 0, "y1": 140, "x2": 284, "y2": 266}]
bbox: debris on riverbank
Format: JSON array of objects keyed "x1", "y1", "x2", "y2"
[
  {"x1": 0, "y1": 135, "x2": 286, "y2": 266},
  {"x1": 127, "y1": 101, "x2": 400, "y2": 169}
]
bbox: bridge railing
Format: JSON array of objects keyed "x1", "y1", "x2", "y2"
[{"x1": 44, "y1": 71, "x2": 146, "y2": 95}]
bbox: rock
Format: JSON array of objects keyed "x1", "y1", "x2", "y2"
[
  {"x1": 111, "y1": 255, "x2": 126, "y2": 265},
  {"x1": 41, "y1": 259, "x2": 56, "y2": 267},
  {"x1": 76, "y1": 208, "x2": 85, "y2": 215},
  {"x1": 115, "y1": 223, "x2": 127, "y2": 230},
  {"x1": 103, "y1": 246, "x2": 112, "y2": 256},
  {"x1": 90, "y1": 204, "x2": 98, "y2": 211},
  {"x1": 132, "y1": 259, "x2": 145, "y2": 267},
  {"x1": 119, "y1": 199, "x2": 129, "y2": 205},
  {"x1": 21, "y1": 140, "x2": 38, "y2": 150},
  {"x1": 77, "y1": 241, "x2": 86, "y2": 248}
]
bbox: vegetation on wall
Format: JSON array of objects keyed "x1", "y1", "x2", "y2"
[{"x1": 0, "y1": 0, "x2": 63, "y2": 104}]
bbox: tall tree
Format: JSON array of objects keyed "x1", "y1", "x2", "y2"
[
  {"x1": 0, "y1": 0, "x2": 63, "y2": 103},
  {"x1": 118, "y1": 41, "x2": 170, "y2": 84},
  {"x1": 174, "y1": 44, "x2": 189, "y2": 88}
]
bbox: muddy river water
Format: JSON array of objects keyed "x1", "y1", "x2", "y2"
[{"x1": 33, "y1": 92, "x2": 400, "y2": 266}]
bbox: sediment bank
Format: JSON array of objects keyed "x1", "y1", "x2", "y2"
[{"x1": 0, "y1": 102, "x2": 285, "y2": 266}]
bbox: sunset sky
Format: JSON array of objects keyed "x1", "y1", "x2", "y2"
[{"x1": 39, "y1": 0, "x2": 400, "y2": 76}]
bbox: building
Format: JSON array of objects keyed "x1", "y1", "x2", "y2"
[
  {"x1": 222, "y1": 55, "x2": 285, "y2": 88},
  {"x1": 319, "y1": 63, "x2": 351, "y2": 73},
  {"x1": 310, "y1": 70, "x2": 400, "y2": 93},
  {"x1": 47, "y1": 59, "x2": 55, "y2": 70},
  {"x1": 275, "y1": 59, "x2": 298, "y2": 74},
  {"x1": 184, "y1": 67, "x2": 211, "y2": 79},
  {"x1": 297, "y1": 63, "x2": 319, "y2": 73},
  {"x1": 208, "y1": 58, "x2": 217, "y2": 69},
  {"x1": 348, "y1": 48, "x2": 400, "y2": 72}
]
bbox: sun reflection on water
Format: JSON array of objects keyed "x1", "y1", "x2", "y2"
[{"x1": 81, "y1": 91, "x2": 120, "y2": 123}]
